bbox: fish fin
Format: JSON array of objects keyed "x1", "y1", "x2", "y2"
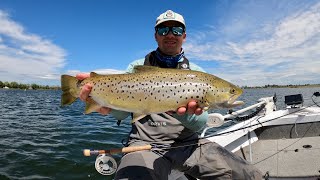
[
  {"x1": 84, "y1": 98, "x2": 101, "y2": 114},
  {"x1": 131, "y1": 113, "x2": 147, "y2": 123},
  {"x1": 90, "y1": 72, "x2": 102, "y2": 77},
  {"x1": 61, "y1": 75, "x2": 79, "y2": 106},
  {"x1": 133, "y1": 65, "x2": 159, "y2": 73}
]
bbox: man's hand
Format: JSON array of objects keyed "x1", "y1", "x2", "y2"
[
  {"x1": 76, "y1": 73, "x2": 112, "y2": 115},
  {"x1": 176, "y1": 100, "x2": 203, "y2": 116}
]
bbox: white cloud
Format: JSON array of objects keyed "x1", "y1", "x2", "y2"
[
  {"x1": 64, "y1": 69, "x2": 125, "y2": 76},
  {"x1": 185, "y1": 2, "x2": 320, "y2": 86},
  {"x1": 0, "y1": 10, "x2": 66, "y2": 84}
]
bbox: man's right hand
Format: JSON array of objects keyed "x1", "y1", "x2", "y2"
[{"x1": 76, "y1": 73, "x2": 112, "y2": 115}]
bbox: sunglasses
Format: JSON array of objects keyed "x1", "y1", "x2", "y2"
[{"x1": 155, "y1": 26, "x2": 185, "y2": 36}]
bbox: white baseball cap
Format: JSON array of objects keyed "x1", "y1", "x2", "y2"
[{"x1": 155, "y1": 10, "x2": 186, "y2": 28}]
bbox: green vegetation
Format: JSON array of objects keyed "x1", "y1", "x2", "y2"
[
  {"x1": 242, "y1": 84, "x2": 320, "y2": 89},
  {"x1": 0, "y1": 80, "x2": 60, "y2": 90}
]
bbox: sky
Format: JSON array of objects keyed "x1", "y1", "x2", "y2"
[{"x1": 0, "y1": 0, "x2": 319, "y2": 87}]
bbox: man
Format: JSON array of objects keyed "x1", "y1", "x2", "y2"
[{"x1": 77, "y1": 10, "x2": 262, "y2": 180}]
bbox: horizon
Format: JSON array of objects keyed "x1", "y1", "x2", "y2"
[
  {"x1": 1, "y1": 79, "x2": 320, "y2": 89},
  {"x1": 0, "y1": 0, "x2": 319, "y2": 87}
]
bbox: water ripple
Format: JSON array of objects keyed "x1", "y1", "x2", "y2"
[{"x1": 0, "y1": 88, "x2": 318, "y2": 179}]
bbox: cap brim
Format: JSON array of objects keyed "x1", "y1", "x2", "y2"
[{"x1": 155, "y1": 19, "x2": 185, "y2": 28}]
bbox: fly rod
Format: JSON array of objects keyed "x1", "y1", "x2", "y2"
[{"x1": 83, "y1": 144, "x2": 152, "y2": 156}]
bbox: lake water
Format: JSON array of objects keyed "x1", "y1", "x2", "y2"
[{"x1": 0, "y1": 87, "x2": 319, "y2": 179}]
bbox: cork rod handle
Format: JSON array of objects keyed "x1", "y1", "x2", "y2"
[{"x1": 83, "y1": 145, "x2": 152, "y2": 156}]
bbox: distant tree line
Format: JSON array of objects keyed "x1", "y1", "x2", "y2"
[
  {"x1": 242, "y1": 84, "x2": 320, "y2": 89},
  {"x1": 2, "y1": 80, "x2": 319, "y2": 90},
  {"x1": 0, "y1": 80, "x2": 60, "y2": 90}
]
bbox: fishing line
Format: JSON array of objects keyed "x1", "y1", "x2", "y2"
[
  {"x1": 152, "y1": 94, "x2": 320, "y2": 167},
  {"x1": 203, "y1": 94, "x2": 319, "y2": 139},
  {"x1": 153, "y1": 98, "x2": 318, "y2": 152},
  {"x1": 86, "y1": 93, "x2": 320, "y2": 176},
  {"x1": 159, "y1": 94, "x2": 320, "y2": 166},
  {"x1": 312, "y1": 92, "x2": 320, "y2": 107},
  {"x1": 253, "y1": 117, "x2": 315, "y2": 165},
  {"x1": 161, "y1": 94, "x2": 320, "y2": 150},
  {"x1": 253, "y1": 93, "x2": 320, "y2": 165}
]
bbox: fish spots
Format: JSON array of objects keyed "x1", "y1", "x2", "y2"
[{"x1": 83, "y1": 68, "x2": 239, "y2": 114}]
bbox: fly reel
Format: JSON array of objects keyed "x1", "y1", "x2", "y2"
[
  {"x1": 95, "y1": 154, "x2": 117, "y2": 175},
  {"x1": 206, "y1": 113, "x2": 225, "y2": 127}
]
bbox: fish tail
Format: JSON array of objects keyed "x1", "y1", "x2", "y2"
[{"x1": 61, "y1": 75, "x2": 79, "y2": 106}]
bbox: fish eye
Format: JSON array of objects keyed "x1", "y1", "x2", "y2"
[{"x1": 230, "y1": 88, "x2": 236, "y2": 94}]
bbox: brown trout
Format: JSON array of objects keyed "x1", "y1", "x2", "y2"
[{"x1": 61, "y1": 66, "x2": 244, "y2": 122}]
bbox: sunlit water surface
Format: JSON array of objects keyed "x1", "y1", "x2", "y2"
[{"x1": 0, "y1": 87, "x2": 319, "y2": 179}]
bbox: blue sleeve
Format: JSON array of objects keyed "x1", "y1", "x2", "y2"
[
  {"x1": 189, "y1": 62, "x2": 206, "y2": 72},
  {"x1": 126, "y1": 59, "x2": 145, "y2": 73},
  {"x1": 172, "y1": 112, "x2": 208, "y2": 132}
]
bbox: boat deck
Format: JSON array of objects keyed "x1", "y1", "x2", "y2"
[{"x1": 234, "y1": 136, "x2": 320, "y2": 178}]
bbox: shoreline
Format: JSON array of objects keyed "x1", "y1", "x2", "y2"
[{"x1": 242, "y1": 84, "x2": 320, "y2": 89}]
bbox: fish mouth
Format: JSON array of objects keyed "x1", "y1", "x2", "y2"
[
  {"x1": 228, "y1": 94, "x2": 239, "y2": 104},
  {"x1": 226, "y1": 94, "x2": 244, "y2": 108},
  {"x1": 211, "y1": 94, "x2": 244, "y2": 109}
]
